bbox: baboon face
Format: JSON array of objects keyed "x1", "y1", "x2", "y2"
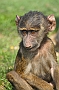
[
  {"x1": 20, "y1": 29, "x2": 40, "y2": 51},
  {"x1": 16, "y1": 11, "x2": 56, "y2": 51}
]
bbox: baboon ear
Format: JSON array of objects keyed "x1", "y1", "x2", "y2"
[
  {"x1": 47, "y1": 15, "x2": 56, "y2": 31},
  {"x1": 15, "y1": 15, "x2": 20, "y2": 25}
]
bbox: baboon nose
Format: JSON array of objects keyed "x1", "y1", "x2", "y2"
[
  {"x1": 24, "y1": 43, "x2": 32, "y2": 48},
  {"x1": 25, "y1": 45, "x2": 32, "y2": 48}
]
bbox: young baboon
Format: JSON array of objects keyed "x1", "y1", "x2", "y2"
[{"x1": 7, "y1": 11, "x2": 59, "y2": 90}]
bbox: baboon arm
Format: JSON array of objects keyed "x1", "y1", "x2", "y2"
[
  {"x1": 6, "y1": 71, "x2": 34, "y2": 90},
  {"x1": 22, "y1": 73, "x2": 54, "y2": 90},
  {"x1": 6, "y1": 71, "x2": 54, "y2": 90}
]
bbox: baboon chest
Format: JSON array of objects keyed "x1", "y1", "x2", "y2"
[{"x1": 24, "y1": 54, "x2": 51, "y2": 82}]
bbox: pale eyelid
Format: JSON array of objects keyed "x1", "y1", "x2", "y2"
[
  {"x1": 19, "y1": 27, "x2": 40, "y2": 31},
  {"x1": 19, "y1": 27, "x2": 27, "y2": 30}
]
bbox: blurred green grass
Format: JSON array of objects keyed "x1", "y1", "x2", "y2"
[{"x1": 0, "y1": 0, "x2": 59, "y2": 89}]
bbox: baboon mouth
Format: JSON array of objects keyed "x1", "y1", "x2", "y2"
[{"x1": 25, "y1": 44, "x2": 38, "y2": 51}]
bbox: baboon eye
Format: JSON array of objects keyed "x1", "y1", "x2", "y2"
[
  {"x1": 21, "y1": 30, "x2": 27, "y2": 36},
  {"x1": 31, "y1": 30, "x2": 39, "y2": 35}
]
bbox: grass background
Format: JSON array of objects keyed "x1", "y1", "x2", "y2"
[{"x1": 0, "y1": 0, "x2": 59, "y2": 90}]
